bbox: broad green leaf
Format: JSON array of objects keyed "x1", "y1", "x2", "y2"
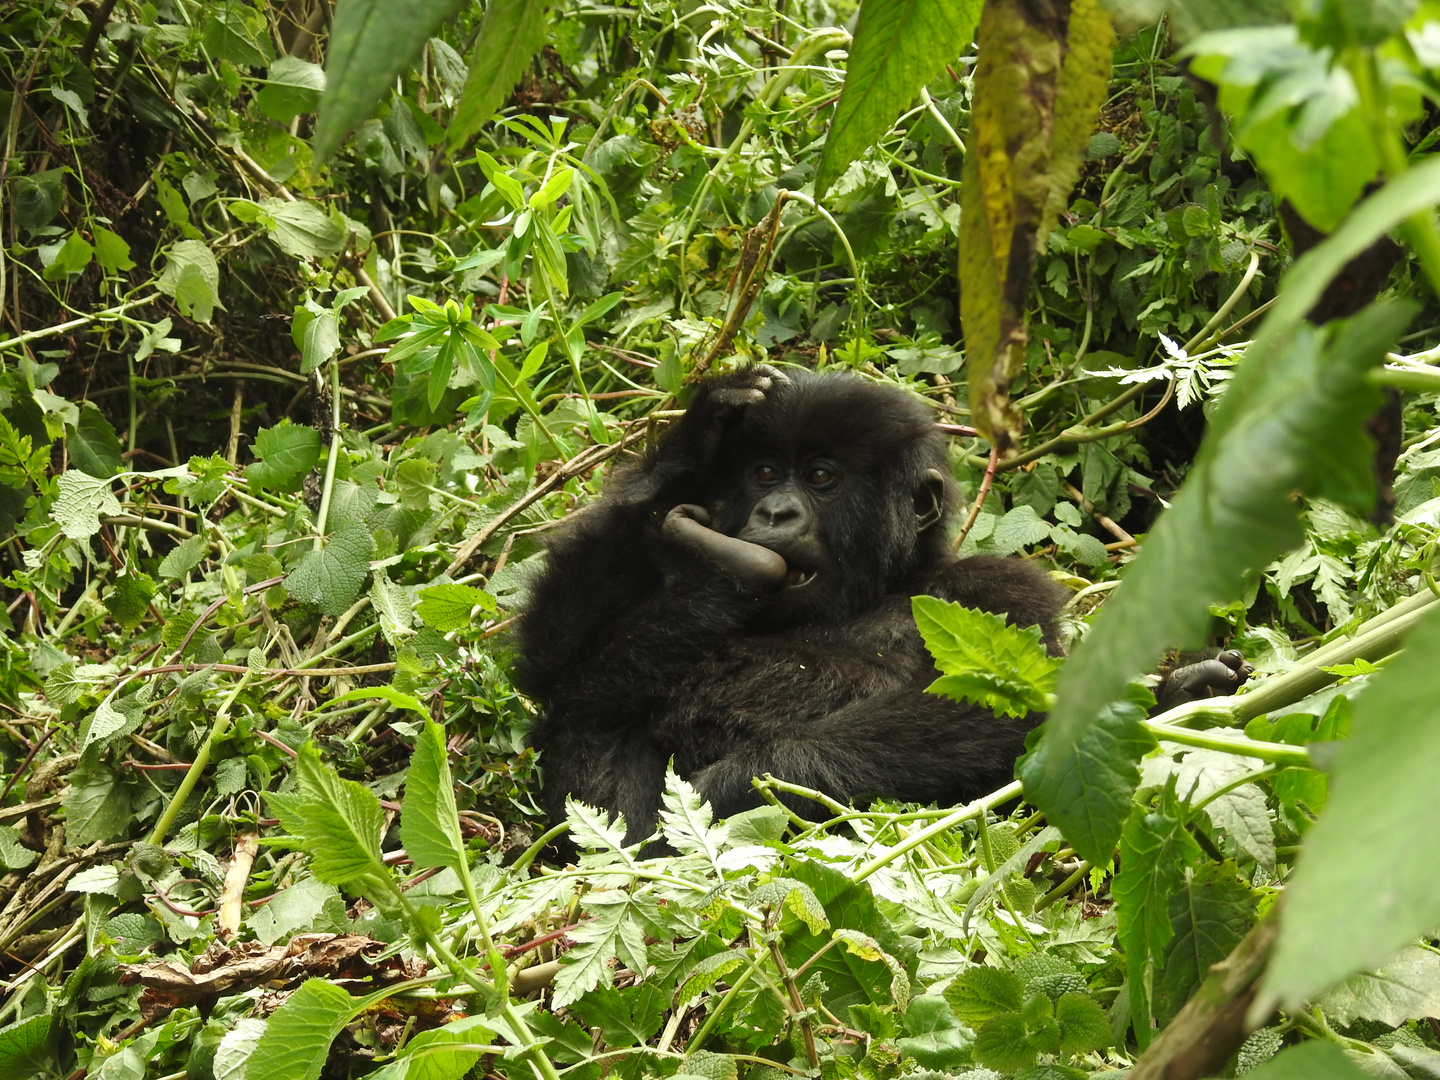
[
  {"x1": 202, "y1": 2, "x2": 275, "y2": 67},
  {"x1": 1018, "y1": 698, "x2": 1156, "y2": 866},
  {"x1": 1054, "y1": 992, "x2": 1110, "y2": 1055},
  {"x1": 448, "y1": 0, "x2": 552, "y2": 149},
  {"x1": 913, "y1": 595, "x2": 1060, "y2": 718},
  {"x1": 247, "y1": 978, "x2": 361, "y2": 1080},
  {"x1": 677, "y1": 949, "x2": 748, "y2": 1007},
  {"x1": 750, "y1": 878, "x2": 829, "y2": 934},
  {"x1": 313, "y1": 0, "x2": 468, "y2": 161},
  {"x1": 55, "y1": 470, "x2": 122, "y2": 540},
  {"x1": 260, "y1": 198, "x2": 347, "y2": 259},
  {"x1": 64, "y1": 759, "x2": 133, "y2": 844},
  {"x1": 92, "y1": 226, "x2": 135, "y2": 274},
  {"x1": 371, "y1": 575, "x2": 414, "y2": 644},
  {"x1": 1155, "y1": 862, "x2": 1258, "y2": 1024},
  {"x1": 245, "y1": 421, "x2": 322, "y2": 490},
  {"x1": 1319, "y1": 945, "x2": 1440, "y2": 1028},
  {"x1": 1115, "y1": 786, "x2": 1201, "y2": 1046},
  {"x1": 266, "y1": 744, "x2": 391, "y2": 895},
  {"x1": 566, "y1": 984, "x2": 668, "y2": 1049},
  {"x1": 832, "y1": 929, "x2": 910, "y2": 1008},
  {"x1": 106, "y1": 569, "x2": 155, "y2": 632},
  {"x1": 301, "y1": 310, "x2": 340, "y2": 373},
  {"x1": 68, "y1": 404, "x2": 124, "y2": 478},
  {"x1": 257, "y1": 56, "x2": 326, "y2": 122},
  {"x1": 814, "y1": 0, "x2": 982, "y2": 198},
  {"x1": 286, "y1": 522, "x2": 375, "y2": 616},
  {"x1": 1044, "y1": 302, "x2": 1410, "y2": 792},
  {"x1": 158, "y1": 533, "x2": 208, "y2": 579},
  {"x1": 944, "y1": 966, "x2": 1025, "y2": 1024},
  {"x1": 249, "y1": 877, "x2": 341, "y2": 946},
  {"x1": 971, "y1": 1013, "x2": 1036, "y2": 1071},
  {"x1": 1259, "y1": 604, "x2": 1440, "y2": 1016},
  {"x1": 415, "y1": 583, "x2": 496, "y2": 631},
  {"x1": 156, "y1": 240, "x2": 222, "y2": 319},
  {"x1": 401, "y1": 719, "x2": 465, "y2": 872},
  {"x1": 0, "y1": 1016, "x2": 48, "y2": 1076},
  {"x1": 1240, "y1": 1042, "x2": 1370, "y2": 1080},
  {"x1": 1043, "y1": 153, "x2": 1440, "y2": 759},
  {"x1": 41, "y1": 230, "x2": 93, "y2": 280},
  {"x1": 897, "y1": 995, "x2": 973, "y2": 1071},
  {"x1": 366, "y1": 1015, "x2": 503, "y2": 1080}
]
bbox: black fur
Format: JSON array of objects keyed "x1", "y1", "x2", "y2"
[{"x1": 515, "y1": 367, "x2": 1067, "y2": 848}]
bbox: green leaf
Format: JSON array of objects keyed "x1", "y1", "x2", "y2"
[
  {"x1": 41, "y1": 230, "x2": 93, "y2": 281},
  {"x1": 1042, "y1": 152, "x2": 1440, "y2": 761},
  {"x1": 301, "y1": 310, "x2": 340, "y2": 373},
  {"x1": 156, "y1": 240, "x2": 222, "y2": 321},
  {"x1": 401, "y1": 720, "x2": 465, "y2": 873},
  {"x1": 0, "y1": 1015, "x2": 49, "y2": 1077},
  {"x1": 312, "y1": 0, "x2": 469, "y2": 161},
  {"x1": 92, "y1": 226, "x2": 136, "y2": 274},
  {"x1": 13, "y1": 169, "x2": 63, "y2": 229},
  {"x1": 286, "y1": 522, "x2": 375, "y2": 616},
  {"x1": 1155, "y1": 862, "x2": 1258, "y2": 1025},
  {"x1": 1115, "y1": 785, "x2": 1202, "y2": 1044},
  {"x1": 1042, "y1": 301, "x2": 1412, "y2": 799},
  {"x1": 259, "y1": 198, "x2": 347, "y2": 259},
  {"x1": 257, "y1": 56, "x2": 326, "y2": 122},
  {"x1": 1055, "y1": 992, "x2": 1109, "y2": 1055},
  {"x1": 897, "y1": 995, "x2": 973, "y2": 1070},
  {"x1": 245, "y1": 421, "x2": 322, "y2": 490},
  {"x1": 658, "y1": 769, "x2": 725, "y2": 863},
  {"x1": 329, "y1": 685, "x2": 428, "y2": 718},
  {"x1": 158, "y1": 533, "x2": 208, "y2": 579},
  {"x1": 750, "y1": 878, "x2": 830, "y2": 934},
  {"x1": 1319, "y1": 945, "x2": 1440, "y2": 1028},
  {"x1": 972, "y1": 1013, "x2": 1037, "y2": 1071},
  {"x1": 448, "y1": 0, "x2": 552, "y2": 149},
  {"x1": 247, "y1": 978, "x2": 361, "y2": 1080},
  {"x1": 202, "y1": 0, "x2": 275, "y2": 67},
  {"x1": 814, "y1": 0, "x2": 982, "y2": 197},
  {"x1": 1018, "y1": 698, "x2": 1156, "y2": 866},
  {"x1": 64, "y1": 759, "x2": 133, "y2": 844},
  {"x1": 1259, "y1": 604, "x2": 1440, "y2": 1015},
  {"x1": 367, "y1": 1015, "x2": 503, "y2": 1080},
  {"x1": 266, "y1": 744, "x2": 392, "y2": 897},
  {"x1": 415, "y1": 583, "x2": 496, "y2": 631},
  {"x1": 68, "y1": 404, "x2": 124, "y2": 478},
  {"x1": 1239, "y1": 1041, "x2": 1371, "y2": 1080},
  {"x1": 944, "y1": 966, "x2": 1025, "y2": 1025},
  {"x1": 106, "y1": 570, "x2": 155, "y2": 632},
  {"x1": 54, "y1": 470, "x2": 122, "y2": 541},
  {"x1": 913, "y1": 595, "x2": 1060, "y2": 718}
]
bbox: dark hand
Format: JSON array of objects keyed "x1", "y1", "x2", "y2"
[
  {"x1": 663, "y1": 504, "x2": 787, "y2": 592},
  {"x1": 687, "y1": 364, "x2": 791, "y2": 473},
  {"x1": 1155, "y1": 649, "x2": 1255, "y2": 711}
]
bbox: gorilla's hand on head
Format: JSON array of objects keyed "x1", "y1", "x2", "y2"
[
  {"x1": 1155, "y1": 649, "x2": 1254, "y2": 711},
  {"x1": 687, "y1": 364, "x2": 791, "y2": 472},
  {"x1": 663, "y1": 504, "x2": 788, "y2": 592}
]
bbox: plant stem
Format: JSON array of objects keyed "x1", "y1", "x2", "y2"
[{"x1": 148, "y1": 669, "x2": 252, "y2": 844}]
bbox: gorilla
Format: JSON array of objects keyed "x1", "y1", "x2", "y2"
[{"x1": 514, "y1": 366, "x2": 1244, "y2": 850}]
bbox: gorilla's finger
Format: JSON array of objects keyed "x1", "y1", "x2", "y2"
[{"x1": 663, "y1": 507, "x2": 787, "y2": 591}]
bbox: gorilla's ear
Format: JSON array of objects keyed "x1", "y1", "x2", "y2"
[{"x1": 914, "y1": 468, "x2": 946, "y2": 531}]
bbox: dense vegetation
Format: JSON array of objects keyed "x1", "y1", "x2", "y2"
[{"x1": 3, "y1": 0, "x2": 1440, "y2": 1078}]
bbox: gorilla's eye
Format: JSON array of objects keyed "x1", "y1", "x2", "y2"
[
  {"x1": 755, "y1": 465, "x2": 781, "y2": 484},
  {"x1": 806, "y1": 466, "x2": 836, "y2": 488}
]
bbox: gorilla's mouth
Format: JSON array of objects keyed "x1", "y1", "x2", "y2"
[{"x1": 784, "y1": 567, "x2": 816, "y2": 588}]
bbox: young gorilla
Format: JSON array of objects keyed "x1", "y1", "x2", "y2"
[{"x1": 515, "y1": 367, "x2": 1243, "y2": 849}]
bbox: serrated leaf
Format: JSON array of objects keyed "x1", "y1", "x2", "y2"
[
  {"x1": 658, "y1": 769, "x2": 725, "y2": 865},
  {"x1": 400, "y1": 720, "x2": 465, "y2": 872},
  {"x1": 106, "y1": 570, "x2": 155, "y2": 631},
  {"x1": 750, "y1": 878, "x2": 829, "y2": 934},
  {"x1": 64, "y1": 759, "x2": 133, "y2": 844},
  {"x1": 1054, "y1": 992, "x2": 1109, "y2": 1054},
  {"x1": 247, "y1": 978, "x2": 361, "y2": 1080},
  {"x1": 259, "y1": 198, "x2": 347, "y2": 259},
  {"x1": 246, "y1": 422, "x2": 322, "y2": 490},
  {"x1": 371, "y1": 575, "x2": 414, "y2": 644},
  {"x1": 1155, "y1": 863, "x2": 1258, "y2": 1025},
  {"x1": 1018, "y1": 698, "x2": 1156, "y2": 865},
  {"x1": 286, "y1": 523, "x2": 375, "y2": 616},
  {"x1": 678, "y1": 949, "x2": 749, "y2": 1006},
  {"x1": 312, "y1": 0, "x2": 469, "y2": 161},
  {"x1": 301, "y1": 310, "x2": 339, "y2": 373},
  {"x1": 158, "y1": 533, "x2": 208, "y2": 579},
  {"x1": 54, "y1": 470, "x2": 122, "y2": 540},
  {"x1": 266, "y1": 744, "x2": 391, "y2": 898},
  {"x1": 0, "y1": 1015, "x2": 51, "y2": 1075},
  {"x1": 1115, "y1": 786, "x2": 1202, "y2": 1044},
  {"x1": 449, "y1": 0, "x2": 552, "y2": 149},
  {"x1": 1260, "y1": 603, "x2": 1440, "y2": 1016},
  {"x1": 815, "y1": 0, "x2": 982, "y2": 197},
  {"x1": 914, "y1": 596, "x2": 1060, "y2": 718},
  {"x1": 972, "y1": 1013, "x2": 1036, "y2": 1071},
  {"x1": 68, "y1": 404, "x2": 124, "y2": 478},
  {"x1": 553, "y1": 897, "x2": 646, "y2": 1008},
  {"x1": 415, "y1": 583, "x2": 496, "y2": 631},
  {"x1": 944, "y1": 966, "x2": 1025, "y2": 1024},
  {"x1": 1319, "y1": 946, "x2": 1440, "y2": 1027}
]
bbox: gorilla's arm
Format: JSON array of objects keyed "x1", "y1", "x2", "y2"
[{"x1": 690, "y1": 689, "x2": 1036, "y2": 819}]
